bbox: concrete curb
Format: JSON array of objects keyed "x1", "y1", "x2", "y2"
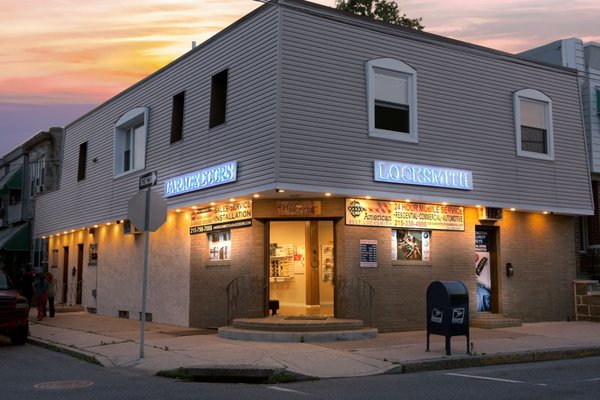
[
  {"x1": 27, "y1": 336, "x2": 113, "y2": 367},
  {"x1": 385, "y1": 346, "x2": 600, "y2": 374},
  {"x1": 157, "y1": 365, "x2": 317, "y2": 384}
]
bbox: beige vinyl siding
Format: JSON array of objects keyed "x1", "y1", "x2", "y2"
[
  {"x1": 35, "y1": 6, "x2": 279, "y2": 236},
  {"x1": 277, "y1": 4, "x2": 592, "y2": 214}
]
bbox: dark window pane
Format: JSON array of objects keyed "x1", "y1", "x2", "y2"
[
  {"x1": 209, "y1": 69, "x2": 228, "y2": 128},
  {"x1": 123, "y1": 149, "x2": 131, "y2": 172},
  {"x1": 375, "y1": 101, "x2": 409, "y2": 133},
  {"x1": 77, "y1": 142, "x2": 87, "y2": 181},
  {"x1": 521, "y1": 125, "x2": 547, "y2": 154},
  {"x1": 170, "y1": 91, "x2": 185, "y2": 143}
]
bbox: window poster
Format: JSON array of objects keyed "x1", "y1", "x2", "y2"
[
  {"x1": 475, "y1": 231, "x2": 491, "y2": 312},
  {"x1": 394, "y1": 230, "x2": 430, "y2": 262},
  {"x1": 321, "y1": 244, "x2": 334, "y2": 281},
  {"x1": 208, "y1": 230, "x2": 231, "y2": 261}
]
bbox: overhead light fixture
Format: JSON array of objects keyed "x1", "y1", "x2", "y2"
[
  {"x1": 365, "y1": 196, "x2": 372, "y2": 199},
  {"x1": 276, "y1": 189, "x2": 285, "y2": 193},
  {"x1": 325, "y1": 192, "x2": 332, "y2": 197},
  {"x1": 175, "y1": 209, "x2": 182, "y2": 212},
  {"x1": 192, "y1": 205, "x2": 198, "y2": 210},
  {"x1": 442, "y1": 202, "x2": 448, "y2": 206},
  {"x1": 543, "y1": 211, "x2": 549, "y2": 214},
  {"x1": 475, "y1": 205, "x2": 482, "y2": 208},
  {"x1": 510, "y1": 208, "x2": 516, "y2": 211},
  {"x1": 210, "y1": 202, "x2": 216, "y2": 206},
  {"x1": 253, "y1": 194, "x2": 260, "y2": 198}
]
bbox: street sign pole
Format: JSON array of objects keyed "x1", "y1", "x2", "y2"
[
  {"x1": 128, "y1": 173, "x2": 167, "y2": 360},
  {"x1": 139, "y1": 188, "x2": 151, "y2": 359}
]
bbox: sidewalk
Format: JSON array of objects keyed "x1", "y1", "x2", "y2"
[{"x1": 27, "y1": 310, "x2": 600, "y2": 380}]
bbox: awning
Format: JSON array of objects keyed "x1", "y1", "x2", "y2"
[
  {"x1": 0, "y1": 223, "x2": 30, "y2": 252},
  {"x1": 0, "y1": 168, "x2": 23, "y2": 195}
]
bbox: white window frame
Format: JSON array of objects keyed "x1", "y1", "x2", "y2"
[
  {"x1": 113, "y1": 107, "x2": 148, "y2": 177},
  {"x1": 366, "y1": 58, "x2": 418, "y2": 143},
  {"x1": 513, "y1": 89, "x2": 554, "y2": 161}
]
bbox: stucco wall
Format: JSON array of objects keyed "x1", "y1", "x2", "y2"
[{"x1": 47, "y1": 210, "x2": 190, "y2": 326}]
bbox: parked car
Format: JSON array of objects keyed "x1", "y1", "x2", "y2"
[{"x1": 0, "y1": 270, "x2": 29, "y2": 345}]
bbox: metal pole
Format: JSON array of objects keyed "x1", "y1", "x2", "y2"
[{"x1": 139, "y1": 188, "x2": 151, "y2": 359}]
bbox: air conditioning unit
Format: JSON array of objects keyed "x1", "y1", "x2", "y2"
[
  {"x1": 478, "y1": 207, "x2": 503, "y2": 221},
  {"x1": 123, "y1": 219, "x2": 142, "y2": 235}
]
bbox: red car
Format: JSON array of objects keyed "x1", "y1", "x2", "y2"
[{"x1": 0, "y1": 270, "x2": 29, "y2": 345}]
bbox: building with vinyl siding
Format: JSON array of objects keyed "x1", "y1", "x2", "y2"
[{"x1": 33, "y1": 0, "x2": 593, "y2": 332}]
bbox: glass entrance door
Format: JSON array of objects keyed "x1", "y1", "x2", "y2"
[{"x1": 268, "y1": 220, "x2": 334, "y2": 316}]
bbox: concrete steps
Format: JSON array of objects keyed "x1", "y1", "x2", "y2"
[
  {"x1": 218, "y1": 316, "x2": 378, "y2": 342},
  {"x1": 471, "y1": 313, "x2": 523, "y2": 329}
]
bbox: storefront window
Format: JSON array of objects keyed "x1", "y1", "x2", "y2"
[
  {"x1": 392, "y1": 229, "x2": 431, "y2": 262},
  {"x1": 208, "y1": 230, "x2": 231, "y2": 261}
]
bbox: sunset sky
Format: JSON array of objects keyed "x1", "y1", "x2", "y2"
[{"x1": 1, "y1": 0, "x2": 599, "y2": 156}]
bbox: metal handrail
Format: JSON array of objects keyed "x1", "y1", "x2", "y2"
[
  {"x1": 225, "y1": 274, "x2": 267, "y2": 326},
  {"x1": 336, "y1": 277, "x2": 375, "y2": 327}
]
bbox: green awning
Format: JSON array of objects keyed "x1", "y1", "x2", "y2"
[
  {"x1": 0, "y1": 223, "x2": 30, "y2": 252},
  {"x1": 0, "y1": 168, "x2": 23, "y2": 195}
]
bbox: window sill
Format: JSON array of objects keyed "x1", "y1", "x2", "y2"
[
  {"x1": 516, "y1": 150, "x2": 554, "y2": 161},
  {"x1": 369, "y1": 129, "x2": 418, "y2": 143},
  {"x1": 113, "y1": 167, "x2": 145, "y2": 180}
]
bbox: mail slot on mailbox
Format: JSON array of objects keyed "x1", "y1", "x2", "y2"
[{"x1": 426, "y1": 280, "x2": 470, "y2": 356}]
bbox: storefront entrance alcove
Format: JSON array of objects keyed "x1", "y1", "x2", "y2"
[{"x1": 268, "y1": 220, "x2": 334, "y2": 316}]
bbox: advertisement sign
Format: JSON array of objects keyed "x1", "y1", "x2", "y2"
[
  {"x1": 276, "y1": 201, "x2": 322, "y2": 216},
  {"x1": 360, "y1": 240, "x2": 377, "y2": 268},
  {"x1": 346, "y1": 198, "x2": 464, "y2": 231},
  {"x1": 393, "y1": 230, "x2": 430, "y2": 261},
  {"x1": 475, "y1": 230, "x2": 491, "y2": 312},
  {"x1": 190, "y1": 200, "x2": 252, "y2": 234}
]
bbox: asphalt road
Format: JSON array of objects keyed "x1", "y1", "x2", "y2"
[{"x1": 2, "y1": 337, "x2": 599, "y2": 400}]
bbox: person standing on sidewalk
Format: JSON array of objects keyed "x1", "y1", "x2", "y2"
[
  {"x1": 46, "y1": 272, "x2": 57, "y2": 318},
  {"x1": 33, "y1": 273, "x2": 49, "y2": 321}
]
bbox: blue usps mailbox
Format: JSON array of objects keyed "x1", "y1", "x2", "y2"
[{"x1": 426, "y1": 280, "x2": 470, "y2": 356}]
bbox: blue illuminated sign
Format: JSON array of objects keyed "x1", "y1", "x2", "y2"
[
  {"x1": 164, "y1": 161, "x2": 237, "y2": 197},
  {"x1": 374, "y1": 160, "x2": 473, "y2": 190}
]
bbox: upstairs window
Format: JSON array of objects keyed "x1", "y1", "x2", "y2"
[
  {"x1": 114, "y1": 107, "x2": 148, "y2": 177},
  {"x1": 366, "y1": 58, "x2": 418, "y2": 142},
  {"x1": 209, "y1": 69, "x2": 228, "y2": 128},
  {"x1": 77, "y1": 141, "x2": 87, "y2": 181},
  {"x1": 170, "y1": 91, "x2": 185, "y2": 143},
  {"x1": 514, "y1": 89, "x2": 554, "y2": 160}
]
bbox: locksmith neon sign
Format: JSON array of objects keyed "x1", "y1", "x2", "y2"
[
  {"x1": 164, "y1": 161, "x2": 237, "y2": 197},
  {"x1": 374, "y1": 160, "x2": 473, "y2": 190}
]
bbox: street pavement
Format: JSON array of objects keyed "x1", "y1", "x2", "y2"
[{"x1": 27, "y1": 309, "x2": 600, "y2": 379}]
